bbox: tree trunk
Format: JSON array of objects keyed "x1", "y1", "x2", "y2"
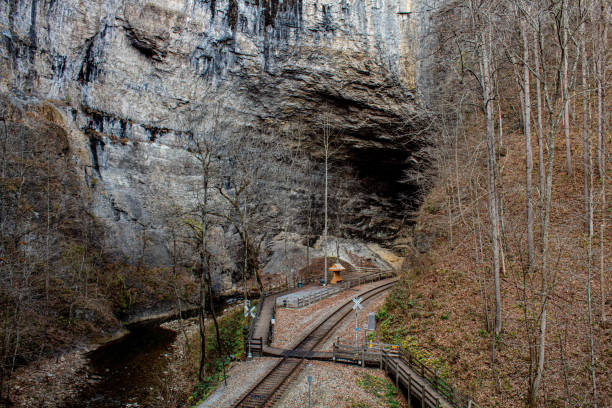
[
  {"x1": 582, "y1": 21, "x2": 590, "y2": 233},
  {"x1": 481, "y1": 26, "x2": 502, "y2": 336},
  {"x1": 582, "y1": 17, "x2": 599, "y2": 406},
  {"x1": 207, "y1": 274, "x2": 226, "y2": 385},
  {"x1": 198, "y1": 256, "x2": 207, "y2": 381},
  {"x1": 521, "y1": 16, "x2": 535, "y2": 275},
  {"x1": 533, "y1": 26, "x2": 546, "y2": 200},
  {"x1": 528, "y1": 19, "x2": 562, "y2": 403},
  {"x1": 596, "y1": 0, "x2": 607, "y2": 324},
  {"x1": 595, "y1": 0, "x2": 607, "y2": 181},
  {"x1": 562, "y1": 0, "x2": 572, "y2": 175}
]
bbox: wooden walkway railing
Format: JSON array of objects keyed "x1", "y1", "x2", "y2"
[
  {"x1": 396, "y1": 349, "x2": 479, "y2": 408},
  {"x1": 246, "y1": 337, "x2": 263, "y2": 357},
  {"x1": 333, "y1": 341, "x2": 400, "y2": 368},
  {"x1": 332, "y1": 341, "x2": 480, "y2": 408},
  {"x1": 384, "y1": 356, "x2": 449, "y2": 408},
  {"x1": 277, "y1": 270, "x2": 396, "y2": 309}
]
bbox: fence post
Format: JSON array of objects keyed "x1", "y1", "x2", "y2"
[
  {"x1": 361, "y1": 347, "x2": 365, "y2": 367},
  {"x1": 395, "y1": 365, "x2": 399, "y2": 387},
  {"x1": 406, "y1": 378, "x2": 411, "y2": 408},
  {"x1": 434, "y1": 367, "x2": 439, "y2": 391},
  {"x1": 421, "y1": 385, "x2": 425, "y2": 408}
]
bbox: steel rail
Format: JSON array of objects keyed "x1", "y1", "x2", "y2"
[{"x1": 232, "y1": 279, "x2": 397, "y2": 408}]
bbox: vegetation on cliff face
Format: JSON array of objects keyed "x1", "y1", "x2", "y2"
[
  {"x1": 381, "y1": 1, "x2": 610, "y2": 406},
  {"x1": 0, "y1": 98, "x2": 199, "y2": 405},
  {"x1": 0, "y1": 99, "x2": 111, "y2": 403}
]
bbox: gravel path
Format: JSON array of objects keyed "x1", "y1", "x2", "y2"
[
  {"x1": 275, "y1": 361, "x2": 407, "y2": 408},
  {"x1": 197, "y1": 357, "x2": 278, "y2": 408}
]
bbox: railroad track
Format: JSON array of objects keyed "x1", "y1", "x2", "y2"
[{"x1": 232, "y1": 278, "x2": 397, "y2": 408}]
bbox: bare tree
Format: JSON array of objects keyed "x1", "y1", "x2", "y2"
[
  {"x1": 594, "y1": 0, "x2": 608, "y2": 325},
  {"x1": 519, "y1": 2, "x2": 535, "y2": 275},
  {"x1": 185, "y1": 128, "x2": 215, "y2": 381},
  {"x1": 561, "y1": 0, "x2": 573, "y2": 175},
  {"x1": 321, "y1": 117, "x2": 332, "y2": 285},
  {"x1": 526, "y1": 4, "x2": 573, "y2": 403},
  {"x1": 470, "y1": 0, "x2": 503, "y2": 337},
  {"x1": 580, "y1": 4, "x2": 599, "y2": 404},
  {"x1": 215, "y1": 131, "x2": 281, "y2": 296}
]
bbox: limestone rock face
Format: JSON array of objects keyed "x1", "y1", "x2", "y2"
[{"x1": 1, "y1": 0, "x2": 429, "y2": 293}]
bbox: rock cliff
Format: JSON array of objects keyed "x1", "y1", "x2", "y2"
[{"x1": 1, "y1": 0, "x2": 430, "y2": 292}]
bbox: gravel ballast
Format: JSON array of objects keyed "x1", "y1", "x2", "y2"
[
  {"x1": 275, "y1": 361, "x2": 407, "y2": 408},
  {"x1": 197, "y1": 357, "x2": 279, "y2": 408}
]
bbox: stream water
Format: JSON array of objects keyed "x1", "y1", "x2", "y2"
[
  {"x1": 68, "y1": 324, "x2": 178, "y2": 407},
  {"x1": 67, "y1": 298, "x2": 242, "y2": 407}
]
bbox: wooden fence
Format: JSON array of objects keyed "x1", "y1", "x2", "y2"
[
  {"x1": 333, "y1": 341, "x2": 401, "y2": 367},
  {"x1": 332, "y1": 341, "x2": 480, "y2": 408},
  {"x1": 277, "y1": 270, "x2": 396, "y2": 309},
  {"x1": 247, "y1": 296, "x2": 264, "y2": 341},
  {"x1": 267, "y1": 301, "x2": 276, "y2": 345},
  {"x1": 384, "y1": 356, "x2": 449, "y2": 408},
  {"x1": 396, "y1": 349, "x2": 481, "y2": 408},
  {"x1": 246, "y1": 337, "x2": 263, "y2": 357}
]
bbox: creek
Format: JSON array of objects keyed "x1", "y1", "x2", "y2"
[
  {"x1": 69, "y1": 323, "x2": 177, "y2": 407},
  {"x1": 67, "y1": 298, "x2": 242, "y2": 407}
]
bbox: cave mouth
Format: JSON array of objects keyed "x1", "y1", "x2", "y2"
[
  {"x1": 348, "y1": 147, "x2": 410, "y2": 201},
  {"x1": 323, "y1": 143, "x2": 425, "y2": 243}
]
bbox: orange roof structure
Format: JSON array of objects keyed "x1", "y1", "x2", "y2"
[
  {"x1": 329, "y1": 263, "x2": 345, "y2": 283},
  {"x1": 328, "y1": 263, "x2": 346, "y2": 272}
]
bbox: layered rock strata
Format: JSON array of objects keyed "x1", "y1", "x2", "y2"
[{"x1": 1, "y1": 0, "x2": 429, "y2": 293}]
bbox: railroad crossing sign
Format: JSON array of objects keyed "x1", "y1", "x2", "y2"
[
  {"x1": 244, "y1": 301, "x2": 256, "y2": 318},
  {"x1": 352, "y1": 297, "x2": 363, "y2": 346}
]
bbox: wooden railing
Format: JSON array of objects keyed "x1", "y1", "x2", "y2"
[
  {"x1": 247, "y1": 337, "x2": 263, "y2": 357},
  {"x1": 331, "y1": 341, "x2": 480, "y2": 408},
  {"x1": 397, "y1": 349, "x2": 480, "y2": 408},
  {"x1": 353, "y1": 265, "x2": 392, "y2": 274},
  {"x1": 332, "y1": 341, "x2": 401, "y2": 368},
  {"x1": 267, "y1": 301, "x2": 276, "y2": 345},
  {"x1": 384, "y1": 356, "x2": 448, "y2": 408},
  {"x1": 277, "y1": 270, "x2": 396, "y2": 308},
  {"x1": 247, "y1": 296, "x2": 264, "y2": 341}
]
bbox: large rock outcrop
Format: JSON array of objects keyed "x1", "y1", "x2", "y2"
[{"x1": 0, "y1": 0, "x2": 430, "y2": 293}]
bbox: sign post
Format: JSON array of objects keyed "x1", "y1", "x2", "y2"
[
  {"x1": 244, "y1": 300, "x2": 256, "y2": 359},
  {"x1": 307, "y1": 375, "x2": 312, "y2": 408},
  {"x1": 352, "y1": 297, "x2": 363, "y2": 347}
]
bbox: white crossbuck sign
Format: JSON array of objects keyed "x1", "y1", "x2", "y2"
[
  {"x1": 352, "y1": 297, "x2": 363, "y2": 310},
  {"x1": 244, "y1": 300, "x2": 256, "y2": 318}
]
